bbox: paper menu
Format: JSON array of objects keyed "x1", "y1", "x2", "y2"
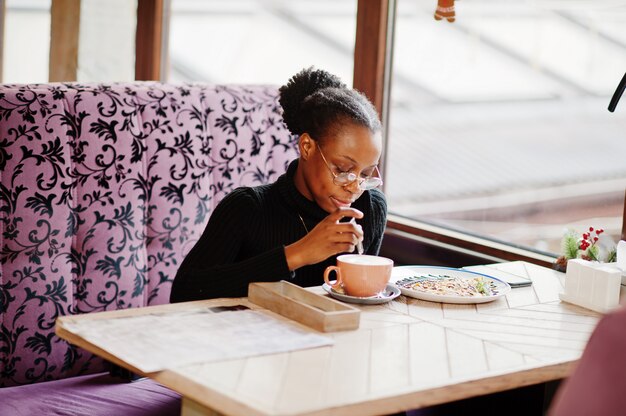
[{"x1": 61, "y1": 307, "x2": 333, "y2": 373}]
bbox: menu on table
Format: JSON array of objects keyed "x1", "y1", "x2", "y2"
[{"x1": 62, "y1": 307, "x2": 333, "y2": 373}]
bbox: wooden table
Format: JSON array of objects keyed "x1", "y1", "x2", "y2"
[{"x1": 56, "y1": 261, "x2": 601, "y2": 416}]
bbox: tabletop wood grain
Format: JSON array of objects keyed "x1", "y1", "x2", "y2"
[{"x1": 56, "y1": 261, "x2": 602, "y2": 416}]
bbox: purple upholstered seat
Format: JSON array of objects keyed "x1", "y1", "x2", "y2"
[
  {"x1": 549, "y1": 305, "x2": 626, "y2": 416},
  {"x1": 0, "y1": 82, "x2": 297, "y2": 412},
  {"x1": 0, "y1": 373, "x2": 180, "y2": 416}
]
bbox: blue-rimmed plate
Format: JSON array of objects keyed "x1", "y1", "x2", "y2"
[
  {"x1": 391, "y1": 266, "x2": 511, "y2": 304},
  {"x1": 322, "y1": 283, "x2": 401, "y2": 305}
]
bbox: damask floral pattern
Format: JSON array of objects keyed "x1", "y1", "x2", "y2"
[{"x1": 0, "y1": 82, "x2": 297, "y2": 386}]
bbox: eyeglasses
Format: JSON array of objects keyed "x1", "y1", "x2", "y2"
[{"x1": 317, "y1": 145, "x2": 383, "y2": 191}]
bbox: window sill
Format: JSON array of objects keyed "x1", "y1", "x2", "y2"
[{"x1": 384, "y1": 214, "x2": 556, "y2": 268}]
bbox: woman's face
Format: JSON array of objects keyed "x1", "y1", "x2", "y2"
[{"x1": 296, "y1": 123, "x2": 383, "y2": 213}]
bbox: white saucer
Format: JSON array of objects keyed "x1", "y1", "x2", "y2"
[{"x1": 322, "y1": 283, "x2": 401, "y2": 305}]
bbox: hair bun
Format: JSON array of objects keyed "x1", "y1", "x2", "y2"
[{"x1": 279, "y1": 67, "x2": 345, "y2": 135}]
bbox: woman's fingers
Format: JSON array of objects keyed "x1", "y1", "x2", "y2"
[
  {"x1": 291, "y1": 207, "x2": 366, "y2": 265},
  {"x1": 328, "y1": 207, "x2": 364, "y2": 222},
  {"x1": 335, "y1": 243, "x2": 356, "y2": 254},
  {"x1": 333, "y1": 222, "x2": 363, "y2": 238}
]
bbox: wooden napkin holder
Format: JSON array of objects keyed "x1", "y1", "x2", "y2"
[{"x1": 248, "y1": 280, "x2": 360, "y2": 332}]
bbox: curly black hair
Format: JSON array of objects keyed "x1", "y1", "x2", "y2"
[{"x1": 278, "y1": 67, "x2": 381, "y2": 142}]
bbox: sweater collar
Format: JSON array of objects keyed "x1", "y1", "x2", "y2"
[{"x1": 278, "y1": 159, "x2": 329, "y2": 222}]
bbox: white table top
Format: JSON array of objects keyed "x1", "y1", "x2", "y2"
[{"x1": 57, "y1": 261, "x2": 601, "y2": 416}]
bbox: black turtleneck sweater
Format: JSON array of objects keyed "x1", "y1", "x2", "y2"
[{"x1": 170, "y1": 159, "x2": 387, "y2": 302}]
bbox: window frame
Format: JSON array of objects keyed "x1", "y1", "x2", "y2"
[
  {"x1": 136, "y1": 0, "x2": 168, "y2": 81},
  {"x1": 49, "y1": 0, "x2": 80, "y2": 81}
]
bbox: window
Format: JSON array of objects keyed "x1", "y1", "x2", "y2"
[
  {"x1": 386, "y1": 0, "x2": 626, "y2": 257},
  {"x1": 77, "y1": 0, "x2": 136, "y2": 82},
  {"x1": 168, "y1": 0, "x2": 357, "y2": 84},
  {"x1": 3, "y1": 0, "x2": 51, "y2": 83},
  {"x1": 1, "y1": 0, "x2": 135, "y2": 83}
]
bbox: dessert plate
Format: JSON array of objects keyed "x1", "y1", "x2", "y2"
[
  {"x1": 391, "y1": 266, "x2": 511, "y2": 304},
  {"x1": 322, "y1": 283, "x2": 401, "y2": 305}
]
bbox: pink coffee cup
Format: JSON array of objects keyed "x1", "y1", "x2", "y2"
[{"x1": 324, "y1": 254, "x2": 394, "y2": 297}]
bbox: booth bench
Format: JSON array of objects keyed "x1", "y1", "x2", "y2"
[{"x1": 0, "y1": 82, "x2": 297, "y2": 415}]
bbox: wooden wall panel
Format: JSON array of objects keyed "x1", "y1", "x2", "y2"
[
  {"x1": 136, "y1": 0, "x2": 166, "y2": 81},
  {"x1": 49, "y1": 0, "x2": 80, "y2": 82},
  {"x1": 353, "y1": 0, "x2": 391, "y2": 118}
]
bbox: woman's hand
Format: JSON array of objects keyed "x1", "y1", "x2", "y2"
[{"x1": 285, "y1": 207, "x2": 364, "y2": 271}]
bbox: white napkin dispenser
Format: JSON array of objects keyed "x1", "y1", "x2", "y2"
[{"x1": 560, "y1": 258, "x2": 622, "y2": 313}]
